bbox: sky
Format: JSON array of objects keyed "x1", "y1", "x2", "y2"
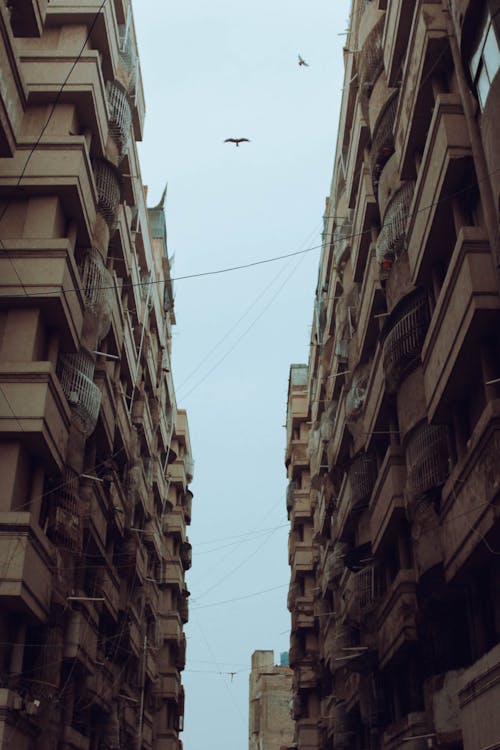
[{"x1": 133, "y1": 2, "x2": 350, "y2": 748}]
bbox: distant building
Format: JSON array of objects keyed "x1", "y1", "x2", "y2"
[
  {"x1": 249, "y1": 650, "x2": 294, "y2": 750},
  {"x1": 285, "y1": 1, "x2": 500, "y2": 750},
  {"x1": 0, "y1": 1, "x2": 193, "y2": 749}
]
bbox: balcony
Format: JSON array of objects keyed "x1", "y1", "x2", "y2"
[
  {"x1": 345, "y1": 98, "x2": 370, "y2": 209},
  {"x1": 154, "y1": 667, "x2": 181, "y2": 702},
  {"x1": 356, "y1": 249, "x2": 385, "y2": 362},
  {"x1": 79, "y1": 248, "x2": 114, "y2": 343},
  {"x1": 93, "y1": 365, "x2": 116, "y2": 451},
  {"x1": 106, "y1": 79, "x2": 132, "y2": 159},
  {"x1": 63, "y1": 607, "x2": 99, "y2": 671},
  {"x1": 47, "y1": 469, "x2": 83, "y2": 553},
  {"x1": 0, "y1": 513, "x2": 52, "y2": 621},
  {"x1": 0, "y1": 361, "x2": 71, "y2": 471},
  {"x1": 290, "y1": 542, "x2": 315, "y2": 577},
  {"x1": 406, "y1": 94, "x2": 472, "y2": 283},
  {"x1": 351, "y1": 165, "x2": 378, "y2": 282},
  {"x1": 362, "y1": 344, "x2": 385, "y2": 441},
  {"x1": 441, "y1": 400, "x2": 500, "y2": 581},
  {"x1": 422, "y1": 227, "x2": 500, "y2": 421},
  {"x1": 96, "y1": 568, "x2": 120, "y2": 621},
  {"x1": 162, "y1": 560, "x2": 184, "y2": 591},
  {"x1": 370, "y1": 91, "x2": 398, "y2": 190},
  {"x1": 93, "y1": 158, "x2": 122, "y2": 232},
  {"x1": 348, "y1": 452, "x2": 377, "y2": 512},
  {"x1": 377, "y1": 569, "x2": 418, "y2": 668},
  {"x1": 291, "y1": 595, "x2": 314, "y2": 631},
  {"x1": 458, "y1": 643, "x2": 500, "y2": 750},
  {"x1": 369, "y1": 447, "x2": 406, "y2": 553},
  {"x1": 323, "y1": 542, "x2": 348, "y2": 590},
  {"x1": 394, "y1": 3, "x2": 450, "y2": 181},
  {"x1": 118, "y1": 534, "x2": 147, "y2": 583},
  {"x1": 180, "y1": 540, "x2": 192, "y2": 571},
  {"x1": 0, "y1": 139, "x2": 96, "y2": 245},
  {"x1": 167, "y1": 460, "x2": 187, "y2": 492},
  {"x1": 84, "y1": 661, "x2": 117, "y2": 711},
  {"x1": 20, "y1": 50, "x2": 108, "y2": 156},
  {"x1": 1, "y1": 238, "x2": 87, "y2": 349},
  {"x1": 0, "y1": 6, "x2": 27, "y2": 157},
  {"x1": 375, "y1": 181, "x2": 414, "y2": 276},
  {"x1": 383, "y1": 0, "x2": 416, "y2": 87},
  {"x1": 405, "y1": 421, "x2": 449, "y2": 499},
  {"x1": 293, "y1": 661, "x2": 319, "y2": 692},
  {"x1": 163, "y1": 509, "x2": 186, "y2": 540},
  {"x1": 382, "y1": 289, "x2": 430, "y2": 394},
  {"x1": 160, "y1": 612, "x2": 182, "y2": 643},
  {"x1": 358, "y1": 15, "x2": 385, "y2": 120},
  {"x1": 58, "y1": 349, "x2": 102, "y2": 438}
]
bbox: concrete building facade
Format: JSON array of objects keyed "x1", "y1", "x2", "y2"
[
  {"x1": 249, "y1": 650, "x2": 294, "y2": 750},
  {"x1": 286, "y1": 1, "x2": 500, "y2": 750},
  {"x1": 0, "y1": 2, "x2": 193, "y2": 749}
]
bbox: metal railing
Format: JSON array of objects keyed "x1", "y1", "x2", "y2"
[
  {"x1": 48, "y1": 468, "x2": 83, "y2": 552},
  {"x1": 348, "y1": 452, "x2": 376, "y2": 508},
  {"x1": 382, "y1": 290, "x2": 430, "y2": 392},
  {"x1": 58, "y1": 350, "x2": 101, "y2": 437},
  {"x1": 359, "y1": 16, "x2": 385, "y2": 117},
  {"x1": 79, "y1": 248, "x2": 113, "y2": 342},
  {"x1": 406, "y1": 422, "x2": 450, "y2": 495},
  {"x1": 370, "y1": 91, "x2": 399, "y2": 185},
  {"x1": 106, "y1": 80, "x2": 132, "y2": 158},
  {"x1": 93, "y1": 159, "x2": 122, "y2": 231},
  {"x1": 376, "y1": 181, "x2": 415, "y2": 265}
]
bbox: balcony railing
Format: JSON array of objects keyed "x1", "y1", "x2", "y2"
[
  {"x1": 359, "y1": 16, "x2": 385, "y2": 118},
  {"x1": 405, "y1": 422, "x2": 449, "y2": 496},
  {"x1": 345, "y1": 369, "x2": 368, "y2": 422},
  {"x1": 93, "y1": 159, "x2": 122, "y2": 231},
  {"x1": 348, "y1": 452, "x2": 376, "y2": 510},
  {"x1": 324, "y1": 542, "x2": 348, "y2": 587},
  {"x1": 375, "y1": 181, "x2": 415, "y2": 273},
  {"x1": 370, "y1": 91, "x2": 399, "y2": 187},
  {"x1": 58, "y1": 350, "x2": 101, "y2": 437},
  {"x1": 47, "y1": 468, "x2": 83, "y2": 552},
  {"x1": 79, "y1": 248, "x2": 113, "y2": 342},
  {"x1": 106, "y1": 80, "x2": 132, "y2": 158},
  {"x1": 382, "y1": 289, "x2": 430, "y2": 393},
  {"x1": 118, "y1": 21, "x2": 138, "y2": 92},
  {"x1": 333, "y1": 219, "x2": 353, "y2": 271}
]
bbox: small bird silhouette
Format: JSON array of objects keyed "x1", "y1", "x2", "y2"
[
  {"x1": 298, "y1": 54, "x2": 309, "y2": 67},
  {"x1": 224, "y1": 138, "x2": 250, "y2": 147}
]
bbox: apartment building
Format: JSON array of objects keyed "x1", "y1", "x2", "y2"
[
  {"x1": 286, "y1": 2, "x2": 500, "y2": 750},
  {"x1": 249, "y1": 650, "x2": 294, "y2": 750},
  {"x1": 0, "y1": 2, "x2": 193, "y2": 749}
]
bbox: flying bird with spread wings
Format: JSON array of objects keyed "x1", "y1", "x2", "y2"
[
  {"x1": 298, "y1": 54, "x2": 309, "y2": 67},
  {"x1": 224, "y1": 138, "x2": 250, "y2": 147}
]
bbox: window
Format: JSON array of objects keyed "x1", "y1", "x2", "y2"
[{"x1": 469, "y1": 9, "x2": 499, "y2": 110}]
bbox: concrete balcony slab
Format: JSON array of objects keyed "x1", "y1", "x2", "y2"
[
  {"x1": 0, "y1": 512, "x2": 52, "y2": 622},
  {"x1": 0, "y1": 361, "x2": 71, "y2": 472},
  {"x1": 422, "y1": 227, "x2": 500, "y2": 422},
  {"x1": 406, "y1": 94, "x2": 472, "y2": 283}
]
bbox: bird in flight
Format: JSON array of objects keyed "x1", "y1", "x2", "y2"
[
  {"x1": 224, "y1": 138, "x2": 250, "y2": 147},
  {"x1": 298, "y1": 54, "x2": 309, "y2": 67}
]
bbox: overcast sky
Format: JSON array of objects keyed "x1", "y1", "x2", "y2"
[{"x1": 133, "y1": 2, "x2": 350, "y2": 748}]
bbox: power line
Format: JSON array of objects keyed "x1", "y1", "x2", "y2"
[{"x1": 191, "y1": 583, "x2": 288, "y2": 610}]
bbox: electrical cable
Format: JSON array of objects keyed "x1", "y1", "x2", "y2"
[
  {"x1": 179, "y1": 250, "x2": 309, "y2": 401},
  {"x1": 176, "y1": 221, "x2": 322, "y2": 393},
  {"x1": 3, "y1": 163, "x2": 499, "y2": 307},
  {"x1": 191, "y1": 583, "x2": 289, "y2": 610}
]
